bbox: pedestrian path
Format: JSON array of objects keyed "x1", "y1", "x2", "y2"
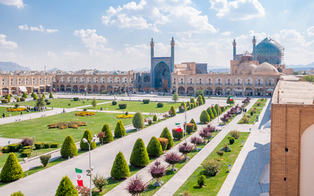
[
  {"x1": 153, "y1": 100, "x2": 257, "y2": 196},
  {"x1": 106, "y1": 99, "x2": 258, "y2": 196}
]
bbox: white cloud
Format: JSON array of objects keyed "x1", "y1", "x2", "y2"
[
  {"x1": 307, "y1": 26, "x2": 314, "y2": 37},
  {"x1": 221, "y1": 31, "x2": 232, "y2": 36},
  {"x1": 101, "y1": 0, "x2": 217, "y2": 34},
  {"x1": 73, "y1": 29, "x2": 112, "y2": 51},
  {"x1": 0, "y1": 0, "x2": 24, "y2": 9},
  {"x1": 18, "y1": 24, "x2": 59, "y2": 33},
  {"x1": 0, "y1": 34, "x2": 18, "y2": 49},
  {"x1": 209, "y1": 0, "x2": 265, "y2": 21}
]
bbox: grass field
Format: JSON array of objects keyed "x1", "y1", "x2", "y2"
[
  {"x1": 174, "y1": 132, "x2": 250, "y2": 196},
  {"x1": 8, "y1": 98, "x2": 109, "y2": 108},
  {"x1": 86, "y1": 101, "x2": 181, "y2": 113},
  {"x1": 238, "y1": 98, "x2": 267, "y2": 124}
]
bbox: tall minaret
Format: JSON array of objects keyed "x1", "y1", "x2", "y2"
[
  {"x1": 252, "y1": 36, "x2": 256, "y2": 61},
  {"x1": 150, "y1": 38, "x2": 154, "y2": 59},
  {"x1": 232, "y1": 39, "x2": 236, "y2": 60},
  {"x1": 171, "y1": 37, "x2": 175, "y2": 73},
  {"x1": 150, "y1": 38, "x2": 154, "y2": 88}
]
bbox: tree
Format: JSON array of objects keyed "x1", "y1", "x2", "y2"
[
  {"x1": 101, "y1": 123, "x2": 113, "y2": 143},
  {"x1": 132, "y1": 112, "x2": 144, "y2": 129},
  {"x1": 197, "y1": 95, "x2": 203, "y2": 105},
  {"x1": 5, "y1": 94, "x2": 10, "y2": 102},
  {"x1": 61, "y1": 135, "x2": 78, "y2": 158},
  {"x1": 33, "y1": 93, "x2": 38, "y2": 100},
  {"x1": 36, "y1": 97, "x2": 45, "y2": 107},
  {"x1": 130, "y1": 138, "x2": 149, "y2": 167},
  {"x1": 206, "y1": 107, "x2": 214, "y2": 119},
  {"x1": 49, "y1": 92, "x2": 53, "y2": 98},
  {"x1": 80, "y1": 129, "x2": 96, "y2": 150},
  {"x1": 55, "y1": 176, "x2": 78, "y2": 196},
  {"x1": 92, "y1": 98, "x2": 97, "y2": 108},
  {"x1": 189, "y1": 118, "x2": 198, "y2": 130},
  {"x1": 92, "y1": 174, "x2": 108, "y2": 192},
  {"x1": 0, "y1": 153, "x2": 23, "y2": 182},
  {"x1": 160, "y1": 127, "x2": 174, "y2": 149},
  {"x1": 22, "y1": 92, "x2": 27, "y2": 98},
  {"x1": 172, "y1": 92, "x2": 179, "y2": 103},
  {"x1": 190, "y1": 97, "x2": 196, "y2": 106},
  {"x1": 146, "y1": 136, "x2": 163, "y2": 157},
  {"x1": 227, "y1": 95, "x2": 235, "y2": 105},
  {"x1": 200, "y1": 110, "x2": 210, "y2": 124},
  {"x1": 114, "y1": 120, "x2": 126, "y2": 138},
  {"x1": 169, "y1": 105, "x2": 176, "y2": 116},
  {"x1": 111, "y1": 151, "x2": 130, "y2": 179}
]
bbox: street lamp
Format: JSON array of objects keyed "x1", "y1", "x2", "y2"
[
  {"x1": 216, "y1": 93, "x2": 220, "y2": 124},
  {"x1": 83, "y1": 135, "x2": 96, "y2": 196}
]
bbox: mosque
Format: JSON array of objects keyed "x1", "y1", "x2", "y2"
[{"x1": 0, "y1": 36, "x2": 293, "y2": 97}]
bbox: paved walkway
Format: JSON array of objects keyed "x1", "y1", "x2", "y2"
[
  {"x1": 217, "y1": 99, "x2": 271, "y2": 196},
  {"x1": 0, "y1": 99, "x2": 245, "y2": 196},
  {"x1": 152, "y1": 100, "x2": 258, "y2": 196}
]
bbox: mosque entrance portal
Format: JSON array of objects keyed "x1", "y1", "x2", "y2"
[{"x1": 154, "y1": 62, "x2": 170, "y2": 92}]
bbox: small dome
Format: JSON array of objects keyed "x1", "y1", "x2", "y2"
[
  {"x1": 253, "y1": 62, "x2": 279, "y2": 75},
  {"x1": 237, "y1": 63, "x2": 257, "y2": 75}
]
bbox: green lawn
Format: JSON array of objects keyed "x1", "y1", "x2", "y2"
[
  {"x1": 8, "y1": 98, "x2": 109, "y2": 108},
  {"x1": 0, "y1": 107, "x2": 40, "y2": 117},
  {"x1": 238, "y1": 98, "x2": 267, "y2": 124},
  {"x1": 86, "y1": 101, "x2": 182, "y2": 113},
  {"x1": 174, "y1": 132, "x2": 250, "y2": 196}
]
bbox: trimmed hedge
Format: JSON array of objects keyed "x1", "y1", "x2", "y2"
[
  {"x1": 157, "y1": 102, "x2": 164, "y2": 108},
  {"x1": 44, "y1": 143, "x2": 52, "y2": 148},
  {"x1": 158, "y1": 138, "x2": 169, "y2": 151},
  {"x1": 130, "y1": 138, "x2": 149, "y2": 167},
  {"x1": 8, "y1": 143, "x2": 21, "y2": 152},
  {"x1": 146, "y1": 136, "x2": 163, "y2": 157},
  {"x1": 2, "y1": 146, "x2": 10, "y2": 153},
  {"x1": 111, "y1": 151, "x2": 130, "y2": 180},
  {"x1": 119, "y1": 104, "x2": 127, "y2": 109},
  {"x1": 186, "y1": 123, "x2": 195, "y2": 134},
  {"x1": 0, "y1": 153, "x2": 23, "y2": 182},
  {"x1": 35, "y1": 142, "x2": 44, "y2": 149},
  {"x1": 21, "y1": 150, "x2": 31, "y2": 157},
  {"x1": 160, "y1": 127, "x2": 174, "y2": 149},
  {"x1": 143, "y1": 99, "x2": 150, "y2": 104},
  {"x1": 73, "y1": 97, "x2": 79, "y2": 101},
  {"x1": 172, "y1": 128, "x2": 184, "y2": 140},
  {"x1": 51, "y1": 143, "x2": 59, "y2": 148},
  {"x1": 112, "y1": 100, "x2": 117, "y2": 105}
]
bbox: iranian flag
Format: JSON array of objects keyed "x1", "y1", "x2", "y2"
[
  {"x1": 75, "y1": 168, "x2": 84, "y2": 187},
  {"x1": 230, "y1": 96, "x2": 233, "y2": 101},
  {"x1": 175, "y1": 123, "x2": 182, "y2": 132}
]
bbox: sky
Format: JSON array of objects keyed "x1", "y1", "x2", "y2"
[{"x1": 0, "y1": 0, "x2": 314, "y2": 71}]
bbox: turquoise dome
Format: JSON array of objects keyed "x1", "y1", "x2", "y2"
[{"x1": 256, "y1": 38, "x2": 282, "y2": 65}]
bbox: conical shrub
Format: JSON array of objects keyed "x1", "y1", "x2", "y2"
[
  {"x1": 55, "y1": 176, "x2": 78, "y2": 196},
  {"x1": 114, "y1": 120, "x2": 126, "y2": 138},
  {"x1": 0, "y1": 153, "x2": 23, "y2": 182},
  {"x1": 212, "y1": 107, "x2": 217, "y2": 117},
  {"x1": 186, "y1": 101, "x2": 191, "y2": 110},
  {"x1": 61, "y1": 135, "x2": 78, "y2": 158},
  {"x1": 132, "y1": 112, "x2": 144, "y2": 129},
  {"x1": 111, "y1": 151, "x2": 130, "y2": 179},
  {"x1": 33, "y1": 93, "x2": 38, "y2": 100},
  {"x1": 5, "y1": 94, "x2": 10, "y2": 102},
  {"x1": 215, "y1": 104, "x2": 222, "y2": 116},
  {"x1": 22, "y1": 92, "x2": 27, "y2": 98},
  {"x1": 202, "y1": 94, "x2": 206, "y2": 104},
  {"x1": 130, "y1": 138, "x2": 149, "y2": 167},
  {"x1": 200, "y1": 110, "x2": 210, "y2": 124},
  {"x1": 153, "y1": 114, "x2": 157, "y2": 121},
  {"x1": 190, "y1": 118, "x2": 198, "y2": 130},
  {"x1": 80, "y1": 129, "x2": 96, "y2": 150},
  {"x1": 207, "y1": 107, "x2": 214, "y2": 119},
  {"x1": 197, "y1": 95, "x2": 203, "y2": 105},
  {"x1": 146, "y1": 136, "x2": 163, "y2": 157},
  {"x1": 160, "y1": 127, "x2": 174, "y2": 149},
  {"x1": 170, "y1": 105, "x2": 176, "y2": 116},
  {"x1": 49, "y1": 92, "x2": 53, "y2": 98},
  {"x1": 190, "y1": 97, "x2": 196, "y2": 107},
  {"x1": 102, "y1": 123, "x2": 113, "y2": 143},
  {"x1": 10, "y1": 191, "x2": 24, "y2": 196},
  {"x1": 42, "y1": 93, "x2": 46, "y2": 99}
]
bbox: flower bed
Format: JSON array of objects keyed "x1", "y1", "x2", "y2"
[
  {"x1": 116, "y1": 114, "x2": 134, "y2": 119},
  {"x1": 7, "y1": 108, "x2": 27, "y2": 112},
  {"x1": 47, "y1": 121, "x2": 87, "y2": 129},
  {"x1": 75, "y1": 111, "x2": 95, "y2": 116}
]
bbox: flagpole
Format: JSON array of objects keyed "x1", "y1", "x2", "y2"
[{"x1": 185, "y1": 108, "x2": 187, "y2": 143}]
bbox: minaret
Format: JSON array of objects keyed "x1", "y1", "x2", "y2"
[
  {"x1": 150, "y1": 38, "x2": 154, "y2": 88},
  {"x1": 232, "y1": 39, "x2": 236, "y2": 60},
  {"x1": 252, "y1": 36, "x2": 256, "y2": 61},
  {"x1": 150, "y1": 38, "x2": 154, "y2": 59},
  {"x1": 171, "y1": 37, "x2": 175, "y2": 73}
]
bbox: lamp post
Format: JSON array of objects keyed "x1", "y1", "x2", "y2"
[
  {"x1": 83, "y1": 135, "x2": 96, "y2": 196},
  {"x1": 216, "y1": 93, "x2": 220, "y2": 124}
]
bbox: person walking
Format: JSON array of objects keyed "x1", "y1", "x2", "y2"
[{"x1": 2, "y1": 113, "x2": 5, "y2": 118}]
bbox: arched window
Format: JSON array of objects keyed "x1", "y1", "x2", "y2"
[{"x1": 144, "y1": 75, "x2": 150, "y2": 82}]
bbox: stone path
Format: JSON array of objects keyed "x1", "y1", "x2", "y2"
[{"x1": 152, "y1": 100, "x2": 257, "y2": 196}]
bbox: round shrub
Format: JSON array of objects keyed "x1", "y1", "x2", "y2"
[
  {"x1": 157, "y1": 138, "x2": 169, "y2": 151},
  {"x1": 146, "y1": 136, "x2": 163, "y2": 157},
  {"x1": 55, "y1": 176, "x2": 78, "y2": 196},
  {"x1": 130, "y1": 138, "x2": 149, "y2": 167},
  {"x1": 200, "y1": 110, "x2": 210, "y2": 124},
  {"x1": 20, "y1": 97, "x2": 25, "y2": 102},
  {"x1": 111, "y1": 151, "x2": 130, "y2": 179},
  {"x1": 102, "y1": 123, "x2": 114, "y2": 143},
  {"x1": 229, "y1": 130, "x2": 241, "y2": 139},
  {"x1": 148, "y1": 119, "x2": 152, "y2": 125},
  {"x1": 143, "y1": 99, "x2": 150, "y2": 104},
  {"x1": 1, "y1": 153, "x2": 23, "y2": 182},
  {"x1": 157, "y1": 102, "x2": 164, "y2": 108},
  {"x1": 114, "y1": 120, "x2": 126, "y2": 138},
  {"x1": 197, "y1": 175, "x2": 206, "y2": 187},
  {"x1": 80, "y1": 129, "x2": 96, "y2": 150},
  {"x1": 186, "y1": 123, "x2": 195, "y2": 134},
  {"x1": 40, "y1": 154, "x2": 51, "y2": 167},
  {"x1": 61, "y1": 135, "x2": 78, "y2": 158},
  {"x1": 220, "y1": 143, "x2": 232, "y2": 152},
  {"x1": 160, "y1": 127, "x2": 174, "y2": 149},
  {"x1": 112, "y1": 100, "x2": 117, "y2": 105},
  {"x1": 119, "y1": 103, "x2": 127, "y2": 109},
  {"x1": 132, "y1": 112, "x2": 144, "y2": 129},
  {"x1": 172, "y1": 128, "x2": 184, "y2": 140},
  {"x1": 229, "y1": 137, "x2": 235, "y2": 145},
  {"x1": 10, "y1": 191, "x2": 24, "y2": 196},
  {"x1": 201, "y1": 159, "x2": 220, "y2": 176}
]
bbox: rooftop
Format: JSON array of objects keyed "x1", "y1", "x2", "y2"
[{"x1": 272, "y1": 75, "x2": 314, "y2": 105}]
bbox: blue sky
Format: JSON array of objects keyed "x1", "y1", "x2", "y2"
[{"x1": 0, "y1": 0, "x2": 314, "y2": 71}]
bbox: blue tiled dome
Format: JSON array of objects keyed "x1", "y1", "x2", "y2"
[{"x1": 256, "y1": 38, "x2": 282, "y2": 65}]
